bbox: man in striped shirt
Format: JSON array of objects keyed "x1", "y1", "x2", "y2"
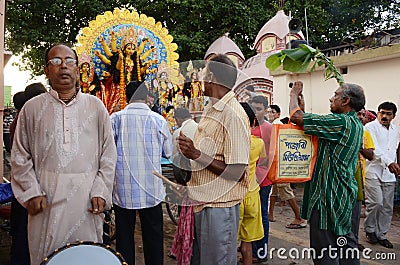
[
  {"x1": 289, "y1": 81, "x2": 365, "y2": 265},
  {"x1": 3, "y1": 108, "x2": 13, "y2": 153},
  {"x1": 111, "y1": 81, "x2": 172, "y2": 265},
  {"x1": 178, "y1": 54, "x2": 250, "y2": 265}
]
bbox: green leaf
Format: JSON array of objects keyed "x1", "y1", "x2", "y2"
[
  {"x1": 265, "y1": 43, "x2": 345, "y2": 84},
  {"x1": 310, "y1": 62, "x2": 317, "y2": 72},
  {"x1": 283, "y1": 48, "x2": 310, "y2": 61},
  {"x1": 265, "y1": 54, "x2": 283, "y2": 71},
  {"x1": 299, "y1": 44, "x2": 317, "y2": 53},
  {"x1": 302, "y1": 53, "x2": 312, "y2": 64},
  {"x1": 336, "y1": 75, "x2": 345, "y2": 85},
  {"x1": 282, "y1": 57, "x2": 310, "y2": 73}
]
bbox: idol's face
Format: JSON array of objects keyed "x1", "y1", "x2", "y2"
[
  {"x1": 124, "y1": 44, "x2": 135, "y2": 55},
  {"x1": 81, "y1": 63, "x2": 90, "y2": 72}
]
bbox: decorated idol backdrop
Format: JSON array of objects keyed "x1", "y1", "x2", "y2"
[{"x1": 75, "y1": 8, "x2": 179, "y2": 114}]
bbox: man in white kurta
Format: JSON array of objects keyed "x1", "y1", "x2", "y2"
[{"x1": 11, "y1": 44, "x2": 117, "y2": 265}]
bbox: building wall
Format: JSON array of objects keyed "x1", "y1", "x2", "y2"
[{"x1": 271, "y1": 44, "x2": 400, "y2": 121}]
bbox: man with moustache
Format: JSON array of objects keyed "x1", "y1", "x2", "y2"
[
  {"x1": 11, "y1": 44, "x2": 117, "y2": 265},
  {"x1": 364, "y1": 102, "x2": 400, "y2": 248},
  {"x1": 178, "y1": 54, "x2": 250, "y2": 265},
  {"x1": 289, "y1": 81, "x2": 365, "y2": 265}
]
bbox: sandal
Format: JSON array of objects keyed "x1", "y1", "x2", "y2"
[
  {"x1": 286, "y1": 223, "x2": 307, "y2": 229},
  {"x1": 378, "y1": 239, "x2": 393, "y2": 249}
]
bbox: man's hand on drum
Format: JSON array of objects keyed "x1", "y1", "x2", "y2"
[
  {"x1": 26, "y1": 195, "x2": 47, "y2": 215},
  {"x1": 89, "y1": 197, "x2": 106, "y2": 214}
]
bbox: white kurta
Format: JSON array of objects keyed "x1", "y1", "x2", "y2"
[{"x1": 11, "y1": 90, "x2": 117, "y2": 265}]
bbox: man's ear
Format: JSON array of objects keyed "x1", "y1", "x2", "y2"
[{"x1": 342, "y1": 97, "x2": 350, "y2": 107}]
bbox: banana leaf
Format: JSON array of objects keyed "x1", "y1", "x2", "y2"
[
  {"x1": 282, "y1": 57, "x2": 310, "y2": 73},
  {"x1": 265, "y1": 44, "x2": 344, "y2": 85},
  {"x1": 265, "y1": 54, "x2": 283, "y2": 71}
]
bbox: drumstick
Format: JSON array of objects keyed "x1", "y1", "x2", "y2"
[{"x1": 152, "y1": 170, "x2": 179, "y2": 188}]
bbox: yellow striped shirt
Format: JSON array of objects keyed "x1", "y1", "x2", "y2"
[{"x1": 188, "y1": 91, "x2": 250, "y2": 212}]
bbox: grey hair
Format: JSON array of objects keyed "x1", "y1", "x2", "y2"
[{"x1": 341, "y1": 83, "x2": 365, "y2": 112}]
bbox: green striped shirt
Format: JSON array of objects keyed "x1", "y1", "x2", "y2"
[{"x1": 301, "y1": 111, "x2": 363, "y2": 235}]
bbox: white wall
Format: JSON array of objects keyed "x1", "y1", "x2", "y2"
[{"x1": 344, "y1": 58, "x2": 400, "y2": 111}]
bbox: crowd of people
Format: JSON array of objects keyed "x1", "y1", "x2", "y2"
[{"x1": 5, "y1": 44, "x2": 400, "y2": 265}]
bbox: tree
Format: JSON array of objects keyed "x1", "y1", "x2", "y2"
[
  {"x1": 5, "y1": 0, "x2": 400, "y2": 76},
  {"x1": 5, "y1": 0, "x2": 278, "y2": 76},
  {"x1": 5, "y1": 0, "x2": 134, "y2": 75},
  {"x1": 135, "y1": 0, "x2": 279, "y2": 62},
  {"x1": 282, "y1": 0, "x2": 400, "y2": 48}
]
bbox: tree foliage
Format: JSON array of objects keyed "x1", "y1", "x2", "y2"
[
  {"x1": 5, "y1": 0, "x2": 400, "y2": 76},
  {"x1": 283, "y1": 0, "x2": 400, "y2": 48}
]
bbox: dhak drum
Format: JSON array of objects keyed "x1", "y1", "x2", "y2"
[{"x1": 40, "y1": 241, "x2": 126, "y2": 265}]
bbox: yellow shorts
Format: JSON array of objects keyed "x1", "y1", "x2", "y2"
[
  {"x1": 270, "y1": 183, "x2": 295, "y2": 201},
  {"x1": 238, "y1": 191, "x2": 264, "y2": 242}
]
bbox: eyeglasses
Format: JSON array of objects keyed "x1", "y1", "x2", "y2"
[{"x1": 47, "y1": 57, "x2": 77, "y2": 66}]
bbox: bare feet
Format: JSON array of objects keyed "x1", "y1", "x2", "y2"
[
  {"x1": 292, "y1": 218, "x2": 306, "y2": 225},
  {"x1": 268, "y1": 214, "x2": 276, "y2": 222}
]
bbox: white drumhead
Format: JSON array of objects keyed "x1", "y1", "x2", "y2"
[{"x1": 43, "y1": 243, "x2": 124, "y2": 265}]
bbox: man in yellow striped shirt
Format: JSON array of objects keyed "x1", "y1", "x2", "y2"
[{"x1": 178, "y1": 54, "x2": 250, "y2": 265}]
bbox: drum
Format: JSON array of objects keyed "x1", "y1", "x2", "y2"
[{"x1": 40, "y1": 241, "x2": 127, "y2": 265}]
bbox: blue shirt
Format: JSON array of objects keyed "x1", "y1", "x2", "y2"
[{"x1": 111, "y1": 102, "x2": 172, "y2": 209}]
